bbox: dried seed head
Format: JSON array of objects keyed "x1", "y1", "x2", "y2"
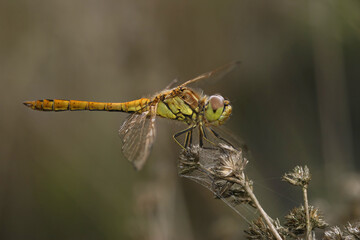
[
  {"x1": 178, "y1": 145, "x2": 201, "y2": 175},
  {"x1": 245, "y1": 217, "x2": 287, "y2": 240},
  {"x1": 323, "y1": 226, "x2": 345, "y2": 240},
  {"x1": 215, "y1": 143, "x2": 248, "y2": 179},
  {"x1": 213, "y1": 179, "x2": 255, "y2": 207},
  {"x1": 178, "y1": 144, "x2": 253, "y2": 208},
  {"x1": 285, "y1": 205, "x2": 328, "y2": 236},
  {"x1": 344, "y1": 222, "x2": 360, "y2": 238},
  {"x1": 282, "y1": 165, "x2": 311, "y2": 187},
  {"x1": 324, "y1": 222, "x2": 360, "y2": 240}
]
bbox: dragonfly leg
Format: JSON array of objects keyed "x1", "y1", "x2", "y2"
[
  {"x1": 184, "y1": 129, "x2": 193, "y2": 148},
  {"x1": 173, "y1": 125, "x2": 197, "y2": 150},
  {"x1": 200, "y1": 125, "x2": 217, "y2": 147},
  {"x1": 208, "y1": 128, "x2": 236, "y2": 149}
]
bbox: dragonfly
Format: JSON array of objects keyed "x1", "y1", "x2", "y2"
[{"x1": 23, "y1": 62, "x2": 239, "y2": 170}]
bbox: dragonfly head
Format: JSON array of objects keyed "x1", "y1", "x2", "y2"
[{"x1": 204, "y1": 95, "x2": 232, "y2": 126}]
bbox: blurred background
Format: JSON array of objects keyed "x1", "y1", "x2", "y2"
[{"x1": 1, "y1": 0, "x2": 359, "y2": 239}]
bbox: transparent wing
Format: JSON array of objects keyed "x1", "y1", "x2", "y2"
[
  {"x1": 118, "y1": 105, "x2": 157, "y2": 170},
  {"x1": 180, "y1": 61, "x2": 241, "y2": 87}
]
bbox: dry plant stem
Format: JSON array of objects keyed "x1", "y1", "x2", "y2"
[
  {"x1": 303, "y1": 185, "x2": 311, "y2": 240},
  {"x1": 227, "y1": 177, "x2": 283, "y2": 240}
]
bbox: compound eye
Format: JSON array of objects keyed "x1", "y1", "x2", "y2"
[
  {"x1": 209, "y1": 95, "x2": 224, "y2": 111},
  {"x1": 205, "y1": 95, "x2": 225, "y2": 122}
]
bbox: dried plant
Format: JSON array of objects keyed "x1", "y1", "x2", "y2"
[
  {"x1": 178, "y1": 144, "x2": 359, "y2": 240},
  {"x1": 324, "y1": 222, "x2": 360, "y2": 240},
  {"x1": 283, "y1": 165, "x2": 318, "y2": 240},
  {"x1": 245, "y1": 217, "x2": 289, "y2": 240},
  {"x1": 282, "y1": 165, "x2": 311, "y2": 188},
  {"x1": 285, "y1": 205, "x2": 328, "y2": 235},
  {"x1": 179, "y1": 144, "x2": 282, "y2": 240},
  {"x1": 179, "y1": 144, "x2": 254, "y2": 207}
]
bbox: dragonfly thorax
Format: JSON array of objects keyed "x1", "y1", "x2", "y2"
[{"x1": 204, "y1": 94, "x2": 232, "y2": 126}]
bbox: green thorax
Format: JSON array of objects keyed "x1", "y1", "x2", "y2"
[{"x1": 156, "y1": 88, "x2": 202, "y2": 124}]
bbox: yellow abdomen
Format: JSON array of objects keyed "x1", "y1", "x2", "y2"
[{"x1": 23, "y1": 98, "x2": 150, "y2": 113}]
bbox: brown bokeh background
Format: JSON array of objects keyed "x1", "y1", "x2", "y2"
[{"x1": 1, "y1": 0, "x2": 359, "y2": 239}]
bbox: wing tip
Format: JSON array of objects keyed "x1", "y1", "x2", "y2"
[{"x1": 132, "y1": 164, "x2": 142, "y2": 171}]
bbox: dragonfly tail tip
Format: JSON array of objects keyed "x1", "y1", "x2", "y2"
[{"x1": 23, "y1": 101, "x2": 34, "y2": 108}]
